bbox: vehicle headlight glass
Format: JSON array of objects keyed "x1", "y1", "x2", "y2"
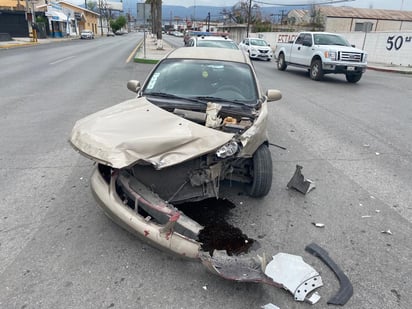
[
  {"x1": 251, "y1": 47, "x2": 257, "y2": 52},
  {"x1": 216, "y1": 141, "x2": 239, "y2": 158},
  {"x1": 325, "y1": 51, "x2": 337, "y2": 60}
]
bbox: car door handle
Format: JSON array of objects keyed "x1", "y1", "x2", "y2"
[{"x1": 298, "y1": 47, "x2": 301, "y2": 50}]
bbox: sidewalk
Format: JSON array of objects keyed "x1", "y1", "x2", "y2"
[
  {"x1": 133, "y1": 34, "x2": 174, "y2": 64},
  {"x1": 0, "y1": 36, "x2": 77, "y2": 49},
  {"x1": 2, "y1": 35, "x2": 411, "y2": 74}
]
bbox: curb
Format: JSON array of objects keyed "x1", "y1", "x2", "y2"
[
  {"x1": 0, "y1": 42, "x2": 38, "y2": 49},
  {"x1": 367, "y1": 66, "x2": 412, "y2": 74}
]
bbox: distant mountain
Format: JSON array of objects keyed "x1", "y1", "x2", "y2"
[{"x1": 122, "y1": 4, "x2": 311, "y2": 23}]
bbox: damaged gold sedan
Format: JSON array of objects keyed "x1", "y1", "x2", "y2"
[{"x1": 69, "y1": 48, "x2": 325, "y2": 304}]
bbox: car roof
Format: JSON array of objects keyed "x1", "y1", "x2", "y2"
[
  {"x1": 166, "y1": 47, "x2": 250, "y2": 64},
  {"x1": 195, "y1": 36, "x2": 233, "y2": 41}
]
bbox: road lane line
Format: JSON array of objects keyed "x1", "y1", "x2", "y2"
[
  {"x1": 126, "y1": 44, "x2": 140, "y2": 63},
  {"x1": 49, "y1": 56, "x2": 75, "y2": 65}
]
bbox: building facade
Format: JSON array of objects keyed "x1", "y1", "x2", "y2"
[{"x1": 287, "y1": 6, "x2": 412, "y2": 32}]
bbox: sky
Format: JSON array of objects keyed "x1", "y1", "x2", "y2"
[{"x1": 159, "y1": 0, "x2": 412, "y2": 11}]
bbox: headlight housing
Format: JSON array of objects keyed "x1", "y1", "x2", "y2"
[
  {"x1": 216, "y1": 141, "x2": 239, "y2": 158},
  {"x1": 324, "y1": 50, "x2": 337, "y2": 60}
]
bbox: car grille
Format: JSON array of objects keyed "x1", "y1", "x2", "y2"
[
  {"x1": 339, "y1": 52, "x2": 363, "y2": 62},
  {"x1": 259, "y1": 49, "x2": 269, "y2": 54}
]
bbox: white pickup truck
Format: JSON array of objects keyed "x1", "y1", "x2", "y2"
[{"x1": 274, "y1": 32, "x2": 367, "y2": 83}]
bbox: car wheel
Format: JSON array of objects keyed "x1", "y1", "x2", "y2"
[
  {"x1": 346, "y1": 73, "x2": 362, "y2": 83},
  {"x1": 310, "y1": 59, "x2": 323, "y2": 81},
  {"x1": 248, "y1": 144, "x2": 272, "y2": 198},
  {"x1": 277, "y1": 53, "x2": 287, "y2": 71}
]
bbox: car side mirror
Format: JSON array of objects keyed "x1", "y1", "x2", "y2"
[
  {"x1": 127, "y1": 80, "x2": 141, "y2": 93},
  {"x1": 266, "y1": 89, "x2": 282, "y2": 102},
  {"x1": 351, "y1": 44, "x2": 356, "y2": 48}
]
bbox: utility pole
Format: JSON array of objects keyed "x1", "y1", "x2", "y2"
[
  {"x1": 246, "y1": 0, "x2": 252, "y2": 38},
  {"x1": 207, "y1": 12, "x2": 210, "y2": 31}
]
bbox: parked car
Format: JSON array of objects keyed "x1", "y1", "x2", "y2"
[
  {"x1": 115, "y1": 29, "x2": 128, "y2": 35},
  {"x1": 239, "y1": 37, "x2": 273, "y2": 61},
  {"x1": 274, "y1": 32, "x2": 367, "y2": 83},
  {"x1": 186, "y1": 35, "x2": 239, "y2": 49},
  {"x1": 107, "y1": 31, "x2": 115, "y2": 37},
  {"x1": 80, "y1": 29, "x2": 94, "y2": 39},
  {"x1": 173, "y1": 31, "x2": 184, "y2": 37},
  {"x1": 69, "y1": 47, "x2": 282, "y2": 258}
]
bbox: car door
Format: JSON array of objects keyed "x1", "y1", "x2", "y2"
[
  {"x1": 296, "y1": 33, "x2": 314, "y2": 66},
  {"x1": 240, "y1": 39, "x2": 249, "y2": 53},
  {"x1": 289, "y1": 33, "x2": 305, "y2": 64}
]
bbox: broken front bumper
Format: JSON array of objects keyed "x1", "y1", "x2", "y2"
[
  {"x1": 89, "y1": 165, "x2": 324, "y2": 304},
  {"x1": 90, "y1": 165, "x2": 202, "y2": 258}
]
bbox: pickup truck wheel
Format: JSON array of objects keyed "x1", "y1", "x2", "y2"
[
  {"x1": 248, "y1": 144, "x2": 273, "y2": 198},
  {"x1": 346, "y1": 73, "x2": 362, "y2": 83},
  {"x1": 310, "y1": 59, "x2": 324, "y2": 81},
  {"x1": 277, "y1": 53, "x2": 287, "y2": 71}
]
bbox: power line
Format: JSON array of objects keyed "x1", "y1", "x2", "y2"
[{"x1": 254, "y1": 0, "x2": 355, "y2": 6}]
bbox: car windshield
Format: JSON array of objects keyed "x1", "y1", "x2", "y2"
[
  {"x1": 197, "y1": 40, "x2": 239, "y2": 49},
  {"x1": 250, "y1": 39, "x2": 268, "y2": 46},
  {"x1": 313, "y1": 34, "x2": 351, "y2": 46},
  {"x1": 143, "y1": 59, "x2": 259, "y2": 105}
]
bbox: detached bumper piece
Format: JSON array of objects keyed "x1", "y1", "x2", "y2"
[
  {"x1": 305, "y1": 243, "x2": 353, "y2": 305},
  {"x1": 200, "y1": 251, "x2": 323, "y2": 304}
]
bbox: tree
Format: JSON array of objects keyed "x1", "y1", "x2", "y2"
[
  {"x1": 146, "y1": 0, "x2": 162, "y2": 40},
  {"x1": 86, "y1": 1, "x2": 97, "y2": 11},
  {"x1": 110, "y1": 16, "x2": 127, "y2": 33}
]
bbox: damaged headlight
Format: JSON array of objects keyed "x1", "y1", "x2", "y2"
[{"x1": 216, "y1": 141, "x2": 239, "y2": 158}]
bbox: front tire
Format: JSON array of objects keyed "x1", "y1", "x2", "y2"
[
  {"x1": 277, "y1": 53, "x2": 287, "y2": 71},
  {"x1": 310, "y1": 59, "x2": 323, "y2": 81},
  {"x1": 346, "y1": 73, "x2": 362, "y2": 83},
  {"x1": 248, "y1": 144, "x2": 273, "y2": 198}
]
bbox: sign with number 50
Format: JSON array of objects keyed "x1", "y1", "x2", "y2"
[{"x1": 386, "y1": 35, "x2": 412, "y2": 51}]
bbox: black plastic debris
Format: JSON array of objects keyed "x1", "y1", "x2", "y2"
[
  {"x1": 305, "y1": 243, "x2": 353, "y2": 306},
  {"x1": 287, "y1": 165, "x2": 315, "y2": 194}
]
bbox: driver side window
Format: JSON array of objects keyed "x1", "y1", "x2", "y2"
[{"x1": 295, "y1": 34, "x2": 305, "y2": 45}]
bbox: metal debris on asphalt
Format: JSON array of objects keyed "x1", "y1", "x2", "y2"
[
  {"x1": 287, "y1": 165, "x2": 316, "y2": 194},
  {"x1": 305, "y1": 292, "x2": 321, "y2": 304},
  {"x1": 261, "y1": 303, "x2": 280, "y2": 309},
  {"x1": 312, "y1": 222, "x2": 325, "y2": 228},
  {"x1": 381, "y1": 229, "x2": 393, "y2": 235}
]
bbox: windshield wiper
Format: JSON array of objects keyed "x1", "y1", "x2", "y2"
[
  {"x1": 191, "y1": 96, "x2": 251, "y2": 105},
  {"x1": 145, "y1": 92, "x2": 185, "y2": 99},
  {"x1": 195, "y1": 96, "x2": 260, "y2": 110},
  {"x1": 145, "y1": 92, "x2": 207, "y2": 104}
]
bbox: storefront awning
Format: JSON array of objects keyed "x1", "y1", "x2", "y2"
[{"x1": 46, "y1": 11, "x2": 68, "y2": 22}]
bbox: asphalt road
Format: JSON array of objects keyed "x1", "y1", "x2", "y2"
[{"x1": 0, "y1": 32, "x2": 411, "y2": 309}]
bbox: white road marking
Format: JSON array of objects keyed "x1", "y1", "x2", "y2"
[{"x1": 49, "y1": 56, "x2": 75, "y2": 65}]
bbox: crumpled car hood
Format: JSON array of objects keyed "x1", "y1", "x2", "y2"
[{"x1": 70, "y1": 97, "x2": 234, "y2": 169}]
